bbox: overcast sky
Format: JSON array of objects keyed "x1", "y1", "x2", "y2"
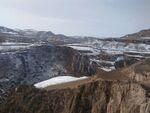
[{"x1": 0, "y1": 0, "x2": 150, "y2": 37}]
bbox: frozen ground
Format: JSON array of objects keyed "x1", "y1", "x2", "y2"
[
  {"x1": 65, "y1": 40, "x2": 150, "y2": 72},
  {"x1": 66, "y1": 40, "x2": 150, "y2": 55},
  {"x1": 34, "y1": 76, "x2": 88, "y2": 88}
]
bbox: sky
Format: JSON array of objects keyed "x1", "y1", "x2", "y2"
[{"x1": 0, "y1": 0, "x2": 150, "y2": 37}]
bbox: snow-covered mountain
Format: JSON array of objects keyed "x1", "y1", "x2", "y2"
[
  {"x1": 0, "y1": 26, "x2": 150, "y2": 72},
  {"x1": 0, "y1": 26, "x2": 85, "y2": 44}
]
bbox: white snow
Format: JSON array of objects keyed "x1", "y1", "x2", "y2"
[
  {"x1": 124, "y1": 50, "x2": 150, "y2": 54},
  {"x1": 2, "y1": 31, "x2": 17, "y2": 35},
  {"x1": 91, "y1": 59, "x2": 115, "y2": 65},
  {"x1": 101, "y1": 67, "x2": 112, "y2": 72},
  {"x1": 1, "y1": 42, "x2": 30, "y2": 45},
  {"x1": 105, "y1": 50, "x2": 123, "y2": 55},
  {"x1": 116, "y1": 56, "x2": 124, "y2": 61},
  {"x1": 0, "y1": 42, "x2": 41, "y2": 51},
  {"x1": 68, "y1": 46, "x2": 94, "y2": 51},
  {"x1": 100, "y1": 66, "x2": 115, "y2": 72},
  {"x1": 34, "y1": 76, "x2": 88, "y2": 88},
  {"x1": 66, "y1": 40, "x2": 150, "y2": 56},
  {"x1": 125, "y1": 54, "x2": 144, "y2": 58}
]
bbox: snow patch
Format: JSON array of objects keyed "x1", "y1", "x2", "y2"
[
  {"x1": 34, "y1": 76, "x2": 88, "y2": 88},
  {"x1": 68, "y1": 46, "x2": 94, "y2": 51},
  {"x1": 2, "y1": 31, "x2": 17, "y2": 35},
  {"x1": 101, "y1": 66, "x2": 115, "y2": 72}
]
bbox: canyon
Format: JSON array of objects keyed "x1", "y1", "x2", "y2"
[
  {"x1": 1, "y1": 60, "x2": 150, "y2": 113},
  {"x1": 0, "y1": 26, "x2": 150, "y2": 113}
]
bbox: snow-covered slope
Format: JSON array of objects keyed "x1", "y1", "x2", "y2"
[
  {"x1": 0, "y1": 26, "x2": 83, "y2": 44},
  {"x1": 65, "y1": 39, "x2": 150, "y2": 71},
  {"x1": 34, "y1": 76, "x2": 88, "y2": 88},
  {"x1": 0, "y1": 42, "x2": 37, "y2": 51},
  {"x1": 66, "y1": 40, "x2": 150, "y2": 55}
]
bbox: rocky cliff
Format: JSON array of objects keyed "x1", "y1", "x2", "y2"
[
  {"x1": 1, "y1": 59, "x2": 150, "y2": 113},
  {"x1": 0, "y1": 80, "x2": 150, "y2": 113},
  {"x1": 121, "y1": 59, "x2": 150, "y2": 83},
  {"x1": 0, "y1": 44, "x2": 97, "y2": 103},
  {"x1": 0, "y1": 26, "x2": 150, "y2": 113}
]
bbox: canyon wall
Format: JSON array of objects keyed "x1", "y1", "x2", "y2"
[
  {"x1": 0, "y1": 45, "x2": 97, "y2": 103},
  {"x1": 1, "y1": 80, "x2": 150, "y2": 113}
]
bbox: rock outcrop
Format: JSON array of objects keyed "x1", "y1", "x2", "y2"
[
  {"x1": 0, "y1": 80, "x2": 150, "y2": 113},
  {"x1": 1, "y1": 59, "x2": 150, "y2": 113},
  {"x1": 121, "y1": 59, "x2": 150, "y2": 83}
]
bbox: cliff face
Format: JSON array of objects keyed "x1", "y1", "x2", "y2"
[
  {"x1": 0, "y1": 80, "x2": 150, "y2": 113},
  {"x1": 0, "y1": 45, "x2": 97, "y2": 83},
  {"x1": 0, "y1": 45, "x2": 97, "y2": 103},
  {"x1": 66, "y1": 53, "x2": 97, "y2": 77},
  {"x1": 1, "y1": 59, "x2": 150, "y2": 113}
]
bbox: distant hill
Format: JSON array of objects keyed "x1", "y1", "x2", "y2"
[
  {"x1": 0, "y1": 26, "x2": 83, "y2": 44},
  {"x1": 0, "y1": 26, "x2": 103, "y2": 45},
  {"x1": 122, "y1": 29, "x2": 150, "y2": 40},
  {"x1": 1, "y1": 26, "x2": 150, "y2": 44}
]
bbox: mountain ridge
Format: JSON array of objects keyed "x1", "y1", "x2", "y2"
[{"x1": 122, "y1": 28, "x2": 150, "y2": 40}]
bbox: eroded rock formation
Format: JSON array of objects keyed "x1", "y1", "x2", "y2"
[
  {"x1": 0, "y1": 80, "x2": 150, "y2": 113},
  {"x1": 1, "y1": 59, "x2": 150, "y2": 113}
]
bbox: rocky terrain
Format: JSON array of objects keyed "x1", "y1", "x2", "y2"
[
  {"x1": 65, "y1": 37, "x2": 150, "y2": 71},
  {"x1": 0, "y1": 26, "x2": 150, "y2": 113},
  {"x1": 0, "y1": 43, "x2": 97, "y2": 103},
  {"x1": 0, "y1": 59, "x2": 150, "y2": 113}
]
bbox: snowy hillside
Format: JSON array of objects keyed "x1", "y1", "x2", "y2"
[{"x1": 65, "y1": 40, "x2": 150, "y2": 71}]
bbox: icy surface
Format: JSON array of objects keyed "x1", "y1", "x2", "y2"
[{"x1": 34, "y1": 76, "x2": 88, "y2": 88}]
